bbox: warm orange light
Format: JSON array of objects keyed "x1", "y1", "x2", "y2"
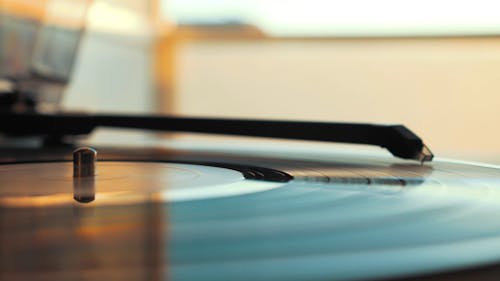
[{"x1": 1, "y1": 0, "x2": 47, "y2": 20}]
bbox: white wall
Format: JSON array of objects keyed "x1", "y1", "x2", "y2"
[{"x1": 172, "y1": 38, "x2": 500, "y2": 162}]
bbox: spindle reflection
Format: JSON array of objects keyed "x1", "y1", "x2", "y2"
[{"x1": 73, "y1": 177, "x2": 95, "y2": 203}]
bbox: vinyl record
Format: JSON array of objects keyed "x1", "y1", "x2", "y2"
[{"x1": 2, "y1": 144, "x2": 500, "y2": 281}]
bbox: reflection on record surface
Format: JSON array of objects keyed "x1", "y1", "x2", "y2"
[{"x1": 3, "y1": 146, "x2": 500, "y2": 280}]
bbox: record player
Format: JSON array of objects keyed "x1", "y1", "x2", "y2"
[{"x1": 3, "y1": 2, "x2": 500, "y2": 281}]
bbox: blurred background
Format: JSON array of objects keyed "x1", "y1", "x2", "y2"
[{"x1": 2, "y1": 0, "x2": 500, "y2": 162}]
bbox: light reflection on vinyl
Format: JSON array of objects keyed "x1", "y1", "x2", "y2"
[
  {"x1": 4, "y1": 150, "x2": 500, "y2": 280},
  {"x1": 0, "y1": 162, "x2": 282, "y2": 206}
]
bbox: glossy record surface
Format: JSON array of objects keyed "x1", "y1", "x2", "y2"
[{"x1": 2, "y1": 144, "x2": 500, "y2": 280}]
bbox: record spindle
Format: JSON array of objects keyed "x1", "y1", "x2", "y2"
[{"x1": 73, "y1": 147, "x2": 96, "y2": 203}]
